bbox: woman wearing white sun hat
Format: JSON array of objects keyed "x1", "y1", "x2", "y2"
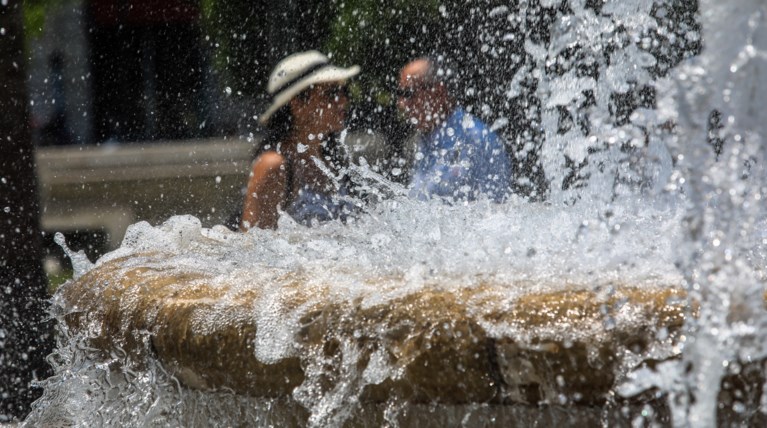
[{"x1": 239, "y1": 51, "x2": 361, "y2": 231}]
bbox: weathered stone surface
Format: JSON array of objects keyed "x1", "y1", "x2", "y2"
[{"x1": 59, "y1": 253, "x2": 690, "y2": 404}]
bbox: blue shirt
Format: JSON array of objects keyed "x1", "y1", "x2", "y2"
[
  {"x1": 287, "y1": 186, "x2": 356, "y2": 226},
  {"x1": 410, "y1": 107, "x2": 511, "y2": 202}
]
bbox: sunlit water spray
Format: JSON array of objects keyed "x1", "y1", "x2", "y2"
[
  {"x1": 26, "y1": 202, "x2": 687, "y2": 426},
  {"x1": 23, "y1": 0, "x2": 767, "y2": 426},
  {"x1": 618, "y1": 0, "x2": 767, "y2": 426}
]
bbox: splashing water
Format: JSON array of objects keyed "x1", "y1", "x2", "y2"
[
  {"x1": 53, "y1": 232, "x2": 94, "y2": 280},
  {"x1": 621, "y1": 0, "x2": 767, "y2": 426},
  {"x1": 24, "y1": 1, "x2": 767, "y2": 427},
  {"x1": 28, "y1": 201, "x2": 688, "y2": 426}
]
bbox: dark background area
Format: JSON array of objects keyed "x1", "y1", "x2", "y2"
[{"x1": 26, "y1": 0, "x2": 701, "y2": 200}]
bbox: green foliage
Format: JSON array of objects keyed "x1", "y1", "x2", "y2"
[
  {"x1": 201, "y1": 0, "x2": 337, "y2": 97},
  {"x1": 47, "y1": 269, "x2": 72, "y2": 294},
  {"x1": 23, "y1": 0, "x2": 50, "y2": 40},
  {"x1": 324, "y1": 0, "x2": 441, "y2": 99},
  {"x1": 200, "y1": 0, "x2": 442, "y2": 103},
  {"x1": 22, "y1": 0, "x2": 75, "y2": 40},
  {"x1": 199, "y1": 0, "x2": 265, "y2": 94}
]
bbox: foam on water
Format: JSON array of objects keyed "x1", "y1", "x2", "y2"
[
  {"x1": 98, "y1": 194, "x2": 685, "y2": 296},
  {"x1": 72, "y1": 190, "x2": 683, "y2": 370},
  {"x1": 25, "y1": 188, "x2": 691, "y2": 427}
]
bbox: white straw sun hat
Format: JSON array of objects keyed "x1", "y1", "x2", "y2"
[{"x1": 258, "y1": 50, "x2": 361, "y2": 125}]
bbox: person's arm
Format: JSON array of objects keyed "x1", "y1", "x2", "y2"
[{"x1": 240, "y1": 151, "x2": 288, "y2": 231}]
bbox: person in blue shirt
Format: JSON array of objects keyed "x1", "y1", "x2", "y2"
[{"x1": 397, "y1": 58, "x2": 512, "y2": 202}]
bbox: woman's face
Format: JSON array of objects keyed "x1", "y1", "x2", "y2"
[{"x1": 292, "y1": 83, "x2": 349, "y2": 137}]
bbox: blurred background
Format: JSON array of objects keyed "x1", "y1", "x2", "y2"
[
  {"x1": 22, "y1": 0, "x2": 699, "y2": 284},
  {"x1": 26, "y1": 0, "x2": 534, "y2": 283}
]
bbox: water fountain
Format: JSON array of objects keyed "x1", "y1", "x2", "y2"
[{"x1": 22, "y1": 0, "x2": 767, "y2": 426}]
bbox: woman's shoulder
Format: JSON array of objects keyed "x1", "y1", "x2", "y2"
[
  {"x1": 254, "y1": 150, "x2": 286, "y2": 167},
  {"x1": 247, "y1": 150, "x2": 289, "y2": 181}
]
